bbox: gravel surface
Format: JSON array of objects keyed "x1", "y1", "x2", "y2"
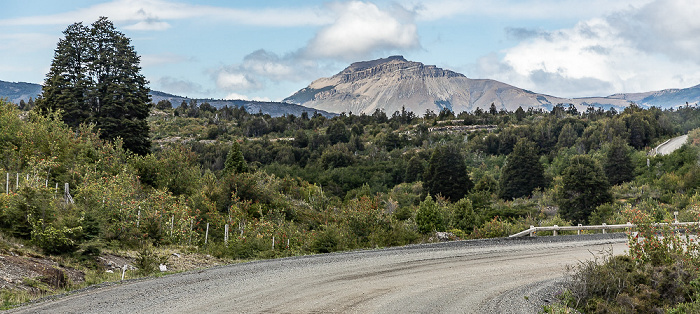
[
  {"x1": 7, "y1": 233, "x2": 628, "y2": 314},
  {"x1": 656, "y1": 134, "x2": 688, "y2": 156}
]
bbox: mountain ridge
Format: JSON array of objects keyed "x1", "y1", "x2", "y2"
[
  {"x1": 285, "y1": 56, "x2": 700, "y2": 114},
  {"x1": 0, "y1": 81, "x2": 336, "y2": 118}
]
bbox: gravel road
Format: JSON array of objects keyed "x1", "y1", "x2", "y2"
[
  {"x1": 8, "y1": 234, "x2": 628, "y2": 314},
  {"x1": 655, "y1": 134, "x2": 688, "y2": 156}
]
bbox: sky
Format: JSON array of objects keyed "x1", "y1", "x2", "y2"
[{"x1": 2, "y1": 0, "x2": 700, "y2": 102}]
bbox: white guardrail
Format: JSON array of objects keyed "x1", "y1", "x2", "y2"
[{"x1": 509, "y1": 221, "x2": 700, "y2": 238}]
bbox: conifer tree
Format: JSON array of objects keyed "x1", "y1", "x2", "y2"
[
  {"x1": 416, "y1": 195, "x2": 445, "y2": 234},
  {"x1": 36, "y1": 17, "x2": 151, "y2": 155},
  {"x1": 605, "y1": 138, "x2": 635, "y2": 185},
  {"x1": 424, "y1": 145, "x2": 473, "y2": 201},
  {"x1": 37, "y1": 22, "x2": 92, "y2": 128},
  {"x1": 499, "y1": 139, "x2": 546, "y2": 200},
  {"x1": 404, "y1": 155, "x2": 425, "y2": 182},
  {"x1": 557, "y1": 155, "x2": 612, "y2": 224},
  {"x1": 326, "y1": 120, "x2": 350, "y2": 144},
  {"x1": 224, "y1": 141, "x2": 248, "y2": 174}
]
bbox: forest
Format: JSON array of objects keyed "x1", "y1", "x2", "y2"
[{"x1": 5, "y1": 94, "x2": 700, "y2": 310}]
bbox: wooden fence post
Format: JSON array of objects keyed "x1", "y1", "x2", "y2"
[
  {"x1": 205, "y1": 223, "x2": 209, "y2": 245},
  {"x1": 189, "y1": 219, "x2": 193, "y2": 245},
  {"x1": 64, "y1": 183, "x2": 74, "y2": 204},
  {"x1": 224, "y1": 224, "x2": 229, "y2": 246}
]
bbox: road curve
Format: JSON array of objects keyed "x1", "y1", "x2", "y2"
[
  {"x1": 9, "y1": 234, "x2": 628, "y2": 314},
  {"x1": 655, "y1": 134, "x2": 688, "y2": 156}
]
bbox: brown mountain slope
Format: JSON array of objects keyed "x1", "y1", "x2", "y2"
[{"x1": 284, "y1": 56, "x2": 631, "y2": 114}]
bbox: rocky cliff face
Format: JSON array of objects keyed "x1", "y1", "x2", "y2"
[{"x1": 284, "y1": 56, "x2": 633, "y2": 114}]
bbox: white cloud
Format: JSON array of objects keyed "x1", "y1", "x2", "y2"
[
  {"x1": 304, "y1": 1, "x2": 419, "y2": 60},
  {"x1": 224, "y1": 92, "x2": 250, "y2": 100},
  {"x1": 0, "y1": 0, "x2": 330, "y2": 29},
  {"x1": 471, "y1": 0, "x2": 700, "y2": 97},
  {"x1": 212, "y1": 49, "x2": 327, "y2": 99},
  {"x1": 140, "y1": 53, "x2": 191, "y2": 67},
  {"x1": 0, "y1": 33, "x2": 58, "y2": 52},
  {"x1": 216, "y1": 72, "x2": 259, "y2": 91},
  {"x1": 224, "y1": 92, "x2": 270, "y2": 102},
  {"x1": 609, "y1": 0, "x2": 700, "y2": 63},
  {"x1": 410, "y1": 0, "x2": 653, "y2": 21},
  {"x1": 157, "y1": 77, "x2": 203, "y2": 95}
]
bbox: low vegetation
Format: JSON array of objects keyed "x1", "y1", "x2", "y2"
[{"x1": 5, "y1": 96, "x2": 700, "y2": 310}]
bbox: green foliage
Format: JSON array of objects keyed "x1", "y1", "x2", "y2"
[
  {"x1": 424, "y1": 145, "x2": 473, "y2": 201},
  {"x1": 36, "y1": 17, "x2": 151, "y2": 155},
  {"x1": 563, "y1": 206, "x2": 700, "y2": 312},
  {"x1": 604, "y1": 137, "x2": 635, "y2": 185},
  {"x1": 31, "y1": 220, "x2": 81, "y2": 255},
  {"x1": 9, "y1": 87, "x2": 700, "y2": 310},
  {"x1": 415, "y1": 195, "x2": 445, "y2": 234},
  {"x1": 557, "y1": 155, "x2": 612, "y2": 224},
  {"x1": 499, "y1": 139, "x2": 546, "y2": 200},
  {"x1": 312, "y1": 225, "x2": 342, "y2": 253},
  {"x1": 404, "y1": 155, "x2": 425, "y2": 182},
  {"x1": 135, "y1": 246, "x2": 169, "y2": 275},
  {"x1": 469, "y1": 217, "x2": 515, "y2": 238},
  {"x1": 224, "y1": 141, "x2": 248, "y2": 175},
  {"x1": 326, "y1": 120, "x2": 350, "y2": 144},
  {"x1": 448, "y1": 198, "x2": 478, "y2": 233}
]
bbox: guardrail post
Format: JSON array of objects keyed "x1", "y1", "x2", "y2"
[
  {"x1": 529, "y1": 225, "x2": 535, "y2": 237},
  {"x1": 553, "y1": 225, "x2": 558, "y2": 236},
  {"x1": 602, "y1": 223, "x2": 607, "y2": 234},
  {"x1": 578, "y1": 224, "x2": 582, "y2": 235}
]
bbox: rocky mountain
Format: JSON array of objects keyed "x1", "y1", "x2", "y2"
[
  {"x1": 284, "y1": 56, "x2": 700, "y2": 114},
  {"x1": 0, "y1": 81, "x2": 335, "y2": 118}
]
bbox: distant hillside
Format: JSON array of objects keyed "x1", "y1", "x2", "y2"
[
  {"x1": 0, "y1": 81, "x2": 335, "y2": 118},
  {"x1": 0, "y1": 81, "x2": 42, "y2": 104},
  {"x1": 285, "y1": 56, "x2": 700, "y2": 114},
  {"x1": 150, "y1": 91, "x2": 336, "y2": 118},
  {"x1": 606, "y1": 84, "x2": 700, "y2": 108}
]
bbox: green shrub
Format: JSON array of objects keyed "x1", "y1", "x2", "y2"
[
  {"x1": 416, "y1": 195, "x2": 445, "y2": 234},
  {"x1": 312, "y1": 226, "x2": 342, "y2": 253},
  {"x1": 30, "y1": 221, "x2": 81, "y2": 255},
  {"x1": 134, "y1": 246, "x2": 168, "y2": 275}
]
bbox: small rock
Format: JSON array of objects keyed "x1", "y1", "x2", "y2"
[
  {"x1": 159, "y1": 264, "x2": 167, "y2": 272},
  {"x1": 172, "y1": 253, "x2": 181, "y2": 258},
  {"x1": 106, "y1": 269, "x2": 114, "y2": 273},
  {"x1": 434, "y1": 232, "x2": 455, "y2": 241}
]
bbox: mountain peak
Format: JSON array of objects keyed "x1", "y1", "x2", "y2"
[{"x1": 344, "y1": 55, "x2": 408, "y2": 72}]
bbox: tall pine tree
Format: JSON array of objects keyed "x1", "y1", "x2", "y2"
[
  {"x1": 557, "y1": 155, "x2": 612, "y2": 224},
  {"x1": 224, "y1": 141, "x2": 248, "y2": 174},
  {"x1": 36, "y1": 17, "x2": 151, "y2": 155},
  {"x1": 424, "y1": 145, "x2": 473, "y2": 201},
  {"x1": 604, "y1": 137, "x2": 635, "y2": 185},
  {"x1": 499, "y1": 139, "x2": 546, "y2": 200},
  {"x1": 37, "y1": 22, "x2": 92, "y2": 128}
]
